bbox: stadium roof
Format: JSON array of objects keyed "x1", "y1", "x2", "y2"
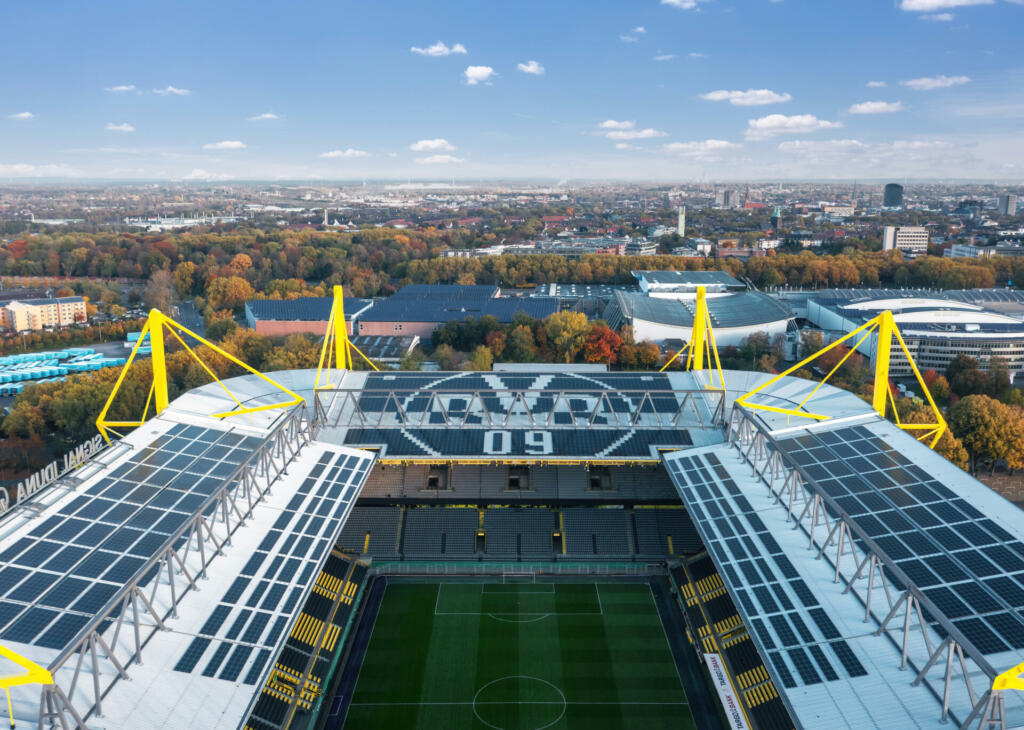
[
  {"x1": 4, "y1": 363, "x2": 1024, "y2": 728},
  {"x1": 633, "y1": 270, "x2": 745, "y2": 290},
  {"x1": 5, "y1": 296, "x2": 85, "y2": 306},
  {"x1": 245, "y1": 297, "x2": 372, "y2": 322},
  {"x1": 357, "y1": 296, "x2": 558, "y2": 324},
  {"x1": 608, "y1": 290, "x2": 793, "y2": 329},
  {"x1": 391, "y1": 284, "x2": 499, "y2": 300}
]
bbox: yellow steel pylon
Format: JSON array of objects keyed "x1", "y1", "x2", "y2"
[
  {"x1": 95, "y1": 309, "x2": 304, "y2": 442},
  {"x1": 659, "y1": 286, "x2": 726, "y2": 392},
  {"x1": 314, "y1": 285, "x2": 378, "y2": 389},
  {"x1": 1, "y1": 642, "x2": 53, "y2": 728},
  {"x1": 735, "y1": 310, "x2": 947, "y2": 449}
]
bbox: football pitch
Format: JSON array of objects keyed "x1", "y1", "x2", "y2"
[{"x1": 342, "y1": 580, "x2": 697, "y2": 729}]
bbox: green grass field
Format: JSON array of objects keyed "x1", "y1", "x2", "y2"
[{"x1": 343, "y1": 580, "x2": 696, "y2": 729}]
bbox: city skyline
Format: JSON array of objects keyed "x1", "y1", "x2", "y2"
[{"x1": 2, "y1": 0, "x2": 1024, "y2": 181}]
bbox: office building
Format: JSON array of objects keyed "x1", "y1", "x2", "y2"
[
  {"x1": 998, "y1": 194, "x2": 1018, "y2": 217},
  {"x1": 883, "y1": 183, "x2": 904, "y2": 208},
  {"x1": 0, "y1": 296, "x2": 86, "y2": 332},
  {"x1": 882, "y1": 226, "x2": 929, "y2": 258}
]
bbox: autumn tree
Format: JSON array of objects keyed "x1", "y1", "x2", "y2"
[
  {"x1": 545, "y1": 311, "x2": 589, "y2": 363},
  {"x1": 583, "y1": 325, "x2": 623, "y2": 364},
  {"x1": 948, "y1": 395, "x2": 1024, "y2": 474},
  {"x1": 470, "y1": 345, "x2": 494, "y2": 371},
  {"x1": 144, "y1": 269, "x2": 175, "y2": 313},
  {"x1": 206, "y1": 276, "x2": 255, "y2": 312}
]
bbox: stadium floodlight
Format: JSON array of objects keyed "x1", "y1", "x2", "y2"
[
  {"x1": 735, "y1": 310, "x2": 947, "y2": 448},
  {"x1": 659, "y1": 286, "x2": 726, "y2": 393},
  {"x1": 315, "y1": 285, "x2": 379, "y2": 390},
  {"x1": 95, "y1": 309, "x2": 304, "y2": 442}
]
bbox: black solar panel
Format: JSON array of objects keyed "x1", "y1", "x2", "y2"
[
  {"x1": 169, "y1": 448, "x2": 373, "y2": 686},
  {"x1": 776, "y1": 425, "x2": 1024, "y2": 656}
]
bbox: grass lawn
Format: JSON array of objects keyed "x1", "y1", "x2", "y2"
[{"x1": 343, "y1": 580, "x2": 696, "y2": 730}]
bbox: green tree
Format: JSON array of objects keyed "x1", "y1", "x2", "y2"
[{"x1": 505, "y1": 325, "x2": 536, "y2": 362}]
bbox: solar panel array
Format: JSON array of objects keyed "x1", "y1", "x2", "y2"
[
  {"x1": 173, "y1": 448, "x2": 373, "y2": 685},
  {"x1": 776, "y1": 425, "x2": 1024, "y2": 657},
  {"x1": 0, "y1": 423, "x2": 262, "y2": 651},
  {"x1": 664, "y1": 450, "x2": 868, "y2": 690}
]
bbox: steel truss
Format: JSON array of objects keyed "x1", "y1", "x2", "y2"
[
  {"x1": 316, "y1": 387, "x2": 726, "y2": 431},
  {"x1": 728, "y1": 406, "x2": 1014, "y2": 730},
  {"x1": 36, "y1": 402, "x2": 321, "y2": 729}
]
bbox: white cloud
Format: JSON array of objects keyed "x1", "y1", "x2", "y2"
[
  {"x1": 606, "y1": 128, "x2": 667, "y2": 140},
  {"x1": 663, "y1": 139, "x2": 741, "y2": 156},
  {"x1": 689, "y1": 52, "x2": 706, "y2": 58},
  {"x1": 410, "y1": 138, "x2": 456, "y2": 152},
  {"x1": 615, "y1": 143, "x2": 642, "y2": 150},
  {"x1": 777, "y1": 139, "x2": 953, "y2": 158},
  {"x1": 848, "y1": 100, "x2": 905, "y2": 114},
  {"x1": 388, "y1": 152, "x2": 399, "y2": 158},
  {"x1": 248, "y1": 112, "x2": 278, "y2": 121},
  {"x1": 414, "y1": 154, "x2": 464, "y2": 164},
  {"x1": 922, "y1": 12, "x2": 955, "y2": 19},
  {"x1": 633, "y1": 26, "x2": 647, "y2": 33},
  {"x1": 701, "y1": 89, "x2": 792, "y2": 106},
  {"x1": 900, "y1": 0, "x2": 992, "y2": 10},
  {"x1": 867, "y1": 80, "x2": 888, "y2": 88},
  {"x1": 105, "y1": 122, "x2": 135, "y2": 132},
  {"x1": 654, "y1": 54, "x2": 678, "y2": 61},
  {"x1": 464, "y1": 66, "x2": 496, "y2": 85},
  {"x1": 745, "y1": 113, "x2": 842, "y2": 140},
  {"x1": 0, "y1": 163, "x2": 80, "y2": 177},
  {"x1": 153, "y1": 86, "x2": 190, "y2": 96},
  {"x1": 202, "y1": 140, "x2": 246, "y2": 150},
  {"x1": 182, "y1": 168, "x2": 231, "y2": 181},
  {"x1": 319, "y1": 148, "x2": 371, "y2": 158},
  {"x1": 619, "y1": 34, "x2": 640, "y2": 42},
  {"x1": 662, "y1": 0, "x2": 699, "y2": 8},
  {"x1": 9, "y1": 112, "x2": 34, "y2": 120},
  {"x1": 105, "y1": 85, "x2": 136, "y2": 93},
  {"x1": 596, "y1": 119, "x2": 666, "y2": 141},
  {"x1": 900, "y1": 74, "x2": 971, "y2": 90},
  {"x1": 411, "y1": 41, "x2": 467, "y2": 57},
  {"x1": 517, "y1": 60, "x2": 545, "y2": 75}
]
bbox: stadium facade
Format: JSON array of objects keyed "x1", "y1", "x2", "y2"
[
  {"x1": 807, "y1": 290, "x2": 1024, "y2": 377},
  {"x1": 1, "y1": 299, "x2": 1024, "y2": 730}
]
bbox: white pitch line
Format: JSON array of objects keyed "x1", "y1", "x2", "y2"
[
  {"x1": 351, "y1": 701, "x2": 691, "y2": 706},
  {"x1": 595, "y1": 583, "x2": 604, "y2": 615}
]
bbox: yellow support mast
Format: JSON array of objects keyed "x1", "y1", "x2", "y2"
[
  {"x1": 734, "y1": 310, "x2": 947, "y2": 449},
  {"x1": 0, "y1": 642, "x2": 54, "y2": 728},
  {"x1": 315, "y1": 285, "x2": 378, "y2": 390},
  {"x1": 659, "y1": 286, "x2": 726, "y2": 392},
  {"x1": 95, "y1": 309, "x2": 304, "y2": 442}
]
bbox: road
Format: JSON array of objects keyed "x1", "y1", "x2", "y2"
[{"x1": 173, "y1": 300, "x2": 206, "y2": 338}]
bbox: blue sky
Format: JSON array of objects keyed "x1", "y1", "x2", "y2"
[{"x1": 1, "y1": 0, "x2": 1023, "y2": 181}]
